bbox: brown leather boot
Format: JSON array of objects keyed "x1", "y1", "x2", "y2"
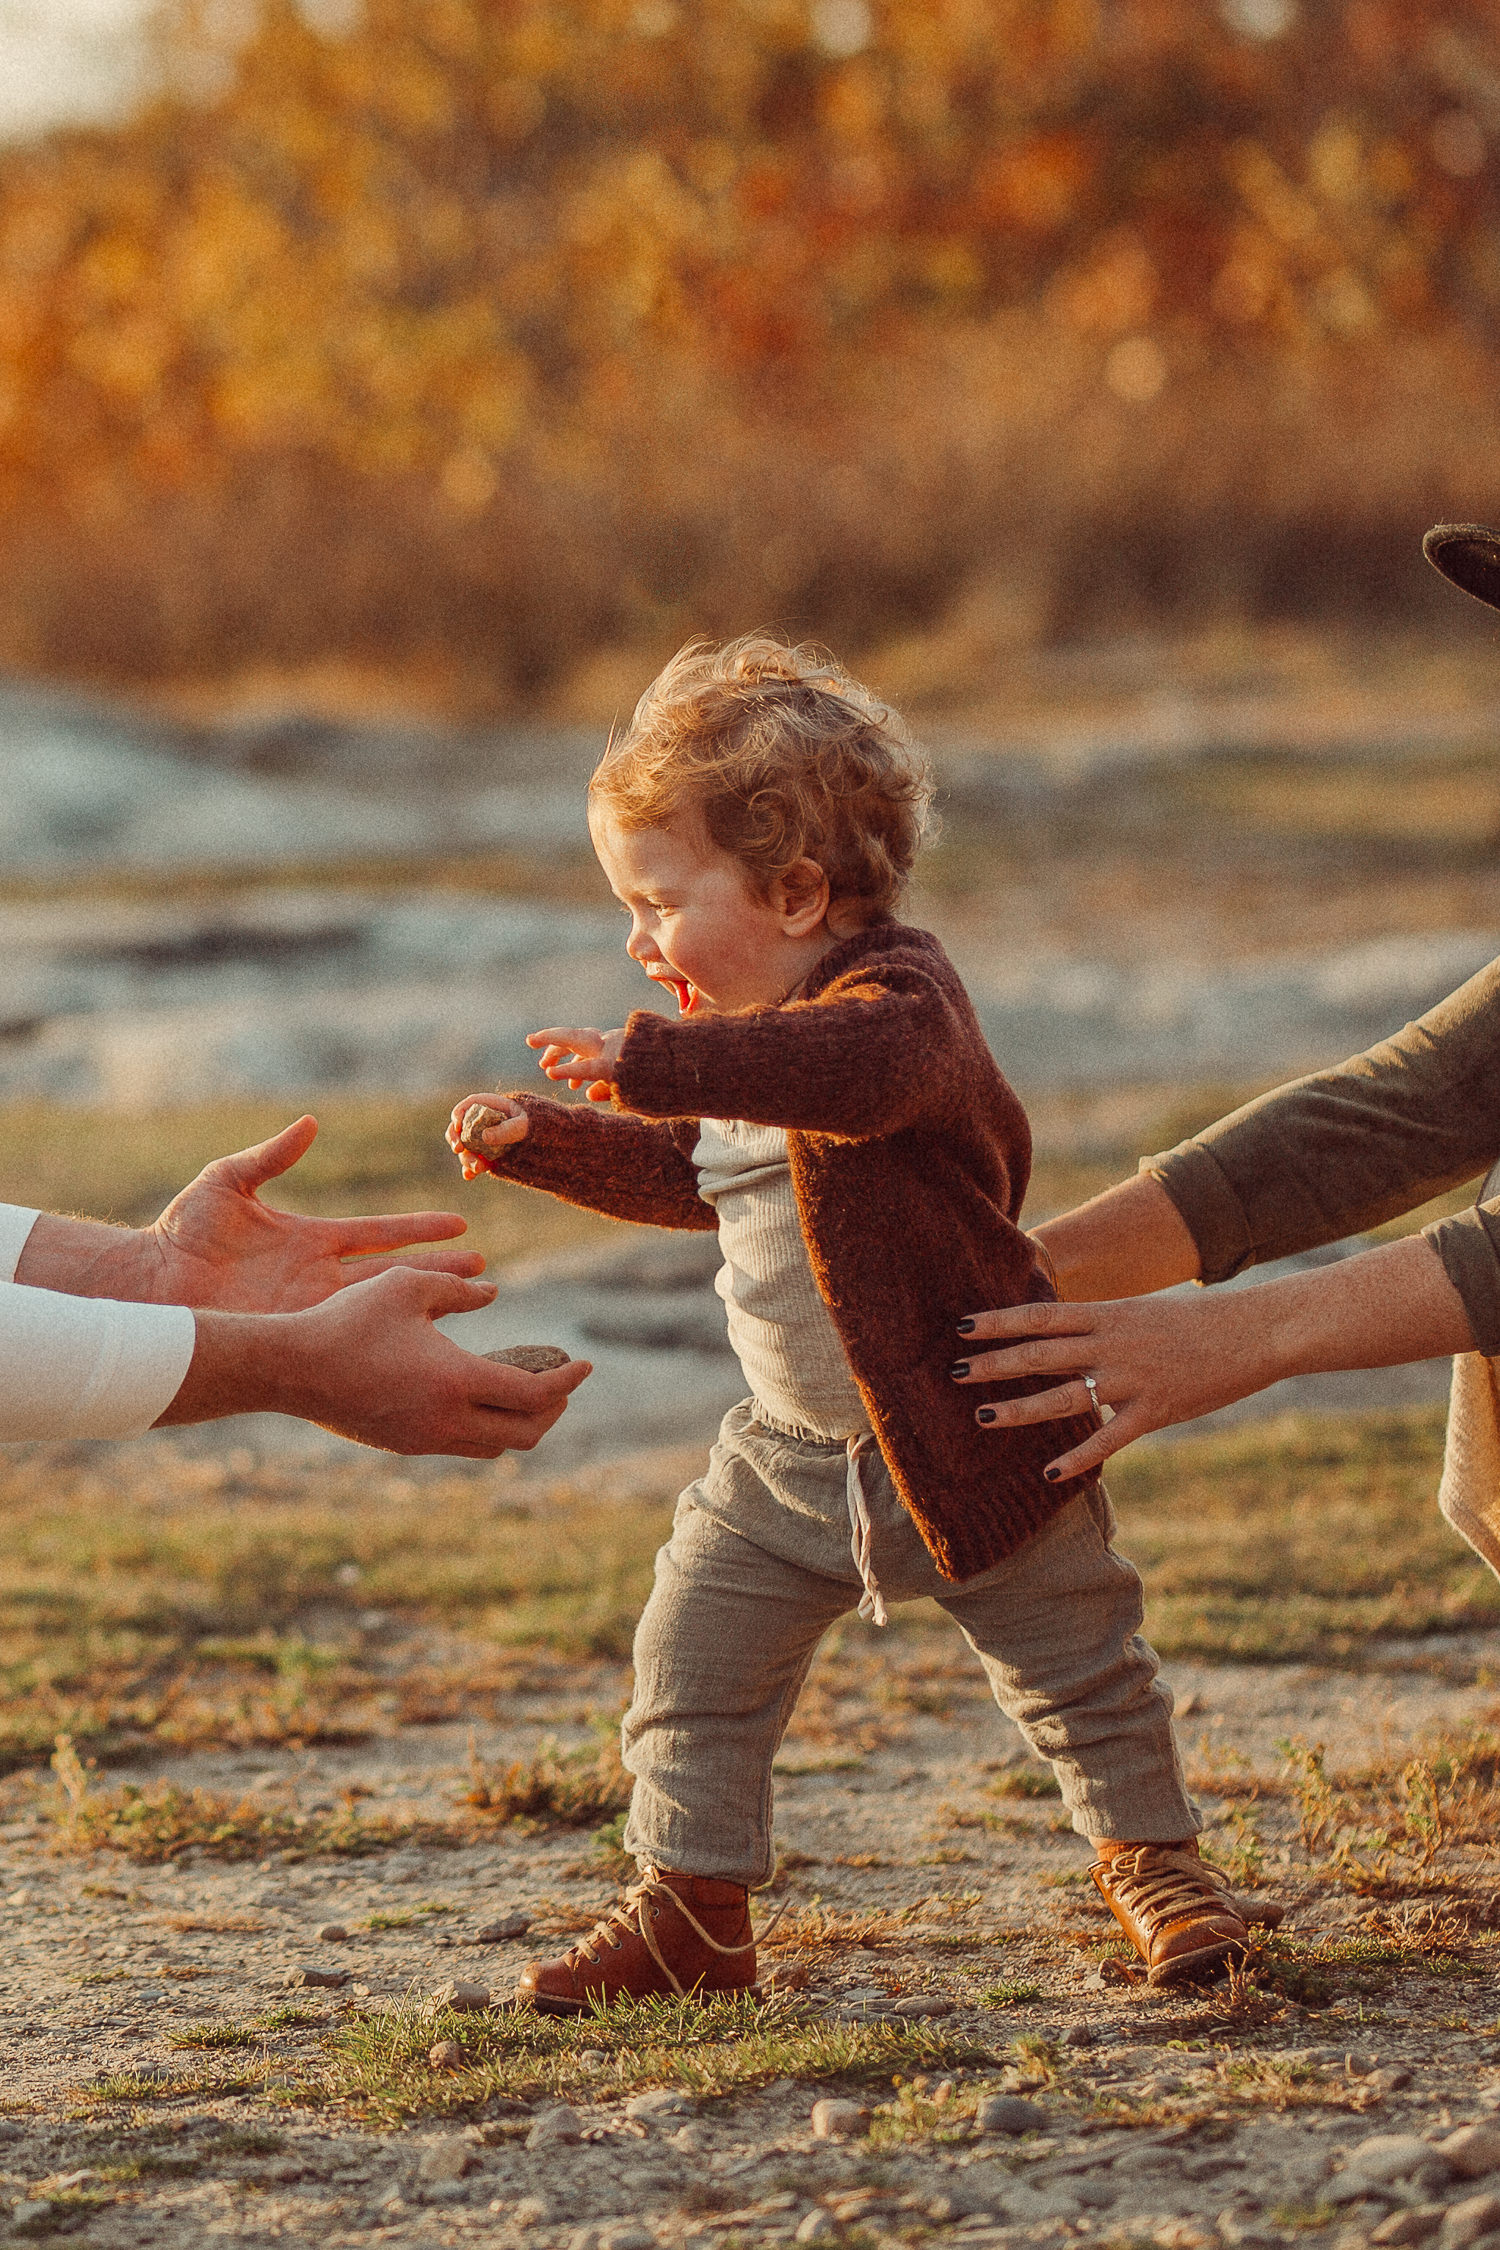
[
  {"x1": 1091, "y1": 1838, "x2": 1251, "y2": 1986},
  {"x1": 515, "y1": 1866, "x2": 757, "y2": 2015}
]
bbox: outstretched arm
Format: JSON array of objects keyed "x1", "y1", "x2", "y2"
[
  {"x1": 951, "y1": 1231, "x2": 1475, "y2": 1481},
  {"x1": 14, "y1": 1116, "x2": 483, "y2": 1310},
  {"x1": 448, "y1": 1091, "x2": 713, "y2": 1230},
  {"x1": 533, "y1": 962, "x2": 963, "y2": 1141},
  {"x1": 155, "y1": 1269, "x2": 591, "y2": 1458},
  {"x1": 1032, "y1": 1174, "x2": 1202, "y2": 1302}
]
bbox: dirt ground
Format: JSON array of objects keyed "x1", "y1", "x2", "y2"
[{"x1": 2, "y1": 1577, "x2": 1499, "y2": 2250}]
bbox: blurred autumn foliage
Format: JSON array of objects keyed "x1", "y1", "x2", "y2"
[{"x1": 5, "y1": 0, "x2": 1500, "y2": 694}]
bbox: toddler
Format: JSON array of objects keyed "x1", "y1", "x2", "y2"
[{"x1": 448, "y1": 636, "x2": 1254, "y2": 2001}]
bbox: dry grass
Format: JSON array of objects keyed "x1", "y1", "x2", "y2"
[
  {"x1": 460, "y1": 1729, "x2": 632, "y2": 1831},
  {"x1": 0, "y1": 1398, "x2": 1485, "y2": 1786}
]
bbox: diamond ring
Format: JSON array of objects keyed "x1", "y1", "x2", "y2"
[{"x1": 1083, "y1": 1374, "x2": 1103, "y2": 1415}]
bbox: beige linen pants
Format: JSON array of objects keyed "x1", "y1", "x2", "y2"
[{"x1": 621, "y1": 1401, "x2": 1197, "y2": 1887}]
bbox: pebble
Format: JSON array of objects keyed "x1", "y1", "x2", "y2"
[
  {"x1": 1063, "y1": 2024, "x2": 1097, "y2": 2046},
  {"x1": 1443, "y1": 2128, "x2": 1500, "y2": 2180},
  {"x1": 1370, "y1": 2067, "x2": 1416, "y2": 2095},
  {"x1": 795, "y1": 2216, "x2": 836, "y2": 2244},
  {"x1": 626, "y1": 2089, "x2": 691, "y2": 2121},
  {"x1": 430, "y1": 1979, "x2": 491, "y2": 2013},
  {"x1": 889, "y1": 1994, "x2": 954, "y2": 2017},
  {"x1": 810, "y1": 2098, "x2": 869, "y2": 2141},
  {"x1": 477, "y1": 1914, "x2": 533, "y2": 1943},
  {"x1": 513, "y1": 2197, "x2": 551, "y2": 2228},
  {"x1": 418, "y1": 2138, "x2": 484, "y2": 2182},
  {"x1": 1443, "y1": 2198, "x2": 1500, "y2": 2248},
  {"x1": 598, "y1": 2228, "x2": 655, "y2": 2250},
  {"x1": 1346, "y1": 2136, "x2": 1451, "y2": 2186},
  {"x1": 976, "y1": 2094, "x2": 1048, "y2": 2135},
  {"x1": 1371, "y1": 2213, "x2": 1445, "y2": 2245},
  {"x1": 527, "y1": 2106, "x2": 583, "y2": 2149},
  {"x1": 428, "y1": 2039, "x2": 464, "y2": 2069},
  {"x1": 315, "y1": 1922, "x2": 348, "y2": 1942},
  {"x1": 12, "y1": 2201, "x2": 50, "y2": 2224},
  {"x1": 282, "y1": 1966, "x2": 348, "y2": 1990},
  {"x1": 673, "y1": 2123, "x2": 713, "y2": 2151}
]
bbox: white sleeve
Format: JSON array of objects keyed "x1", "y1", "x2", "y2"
[
  {"x1": 0, "y1": 1270, "x2": 197, "y2": 1442},
  {"x1": 0, "y1": 1204, "x2": 40, "y2": 1283}
]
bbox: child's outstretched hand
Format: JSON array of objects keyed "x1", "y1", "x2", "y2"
[
  {"x1": 447, "y1": 1094, "x2": 529, "y2": 1180},
  {"x1": 527, "y1": 1026, "x2": 625, "y2": 1103}
]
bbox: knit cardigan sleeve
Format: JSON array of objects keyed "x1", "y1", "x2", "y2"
[
  {"x1": 471, "y1": 1091, "x2": 714, "y2": 1230},
  {"x1": 613, "y1": 958, "x2": 961, "y2": 1137}
]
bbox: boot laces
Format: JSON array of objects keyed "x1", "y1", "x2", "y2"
[
  {"x1": 1096, "y1": 1846, "x2": 1242, "y2": 1929},
  {"x1": 566, "y1": 1866, "x2": 757, "y2": 1998}
]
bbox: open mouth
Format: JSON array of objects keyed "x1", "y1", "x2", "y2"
[{"x1": 650, "y1": 968, "x2": 699, "y2": 1014}]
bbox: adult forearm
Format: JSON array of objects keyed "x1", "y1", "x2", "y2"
[
  {"x1": 954, "y1": 1230, "x2": 1478, "y2": 1483},
  {"x1": 1230, "y1": 1233, "x2": 1476, "y2": 1380},
  {"x1": 1032, "y1": 1174, "x2": 1202, "y2": 1301},
  {"x1": 13, "y1": 1212, "x2": 159, "y2": 1301}
]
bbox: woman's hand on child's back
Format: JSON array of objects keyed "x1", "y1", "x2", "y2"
[
  {"x1": 527, "y1": 1026, "x2": 625, "y2": 1102},
  {"x1": 447, "y1": 1095, "x2": 530, "y2": 1179}
]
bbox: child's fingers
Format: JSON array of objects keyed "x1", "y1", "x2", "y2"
[
  {"x1": 528, "y1": 1025, "x2": 603, "y2": 1057},
  {"x1": 585, "y1": 1079, "x2": 613, "y2": 1103}
]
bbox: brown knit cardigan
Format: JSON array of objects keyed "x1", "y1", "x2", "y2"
[{"x1": 478, "y1": 919, "x2": 1098, "y2": 1580}]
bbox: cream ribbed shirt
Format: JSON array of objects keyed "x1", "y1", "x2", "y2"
[{"x1": 693, "y1": 1118, "x2": 870, "y2": 1440}]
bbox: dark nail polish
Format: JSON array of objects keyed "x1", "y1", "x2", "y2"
[
  {"x1": 950, "y1": 1361, "x2": 970, "y2": 1380},
  {"x1": 957, "y1": 1318, "x2": 976, "y2": 1336},
  {"x1": 977, "y1": 1406, "x2": 996, "y2": 1425},
  {"x1": 1044, "y1": 1466, "x2": 1061, "y2": 1481}
]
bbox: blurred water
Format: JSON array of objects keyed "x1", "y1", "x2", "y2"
[{"x1": 0, "y1": 681, "x2": 1494, "y2": 1104}]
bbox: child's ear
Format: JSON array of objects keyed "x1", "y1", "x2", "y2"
[{"x1": 775, "y1": 858, "x2": 831, "y2": 936}]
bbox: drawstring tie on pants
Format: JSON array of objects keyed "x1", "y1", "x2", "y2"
[{"x1": 845, "y1": 1432, "x2": 888, "y2": 1626}]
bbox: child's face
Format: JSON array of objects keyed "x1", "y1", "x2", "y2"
[{"x1": 590, "y1": 808, "x2": 826, "y2": 1015}]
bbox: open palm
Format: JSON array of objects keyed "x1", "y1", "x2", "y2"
[{"x1": 141, "y1": 1116, "x2": 483, "y2": 1311}]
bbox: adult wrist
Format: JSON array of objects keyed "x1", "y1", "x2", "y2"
[
  {"x1": 14, "y1": 1213, "x2": 160, "y2": 1301},
  {"x1": 154, "y1": 1307, "x2": 306, "y2": 1426}
]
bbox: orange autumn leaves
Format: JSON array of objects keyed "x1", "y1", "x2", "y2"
[{"x1": 0, "y1": 0, "x2": 1498, "y2": 680}]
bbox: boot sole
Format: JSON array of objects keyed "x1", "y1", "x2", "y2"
[{"x1": 1145, "y1": 1936, "x2": 1249, "y2": 1988}]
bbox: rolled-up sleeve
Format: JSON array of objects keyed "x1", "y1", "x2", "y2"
[
  {"x1": 0, "y1": 1201, "x2": 196, "y2": 1441},
  {"x1": 1143, "y1": 956, "x2": 1500, "y2": 1329}
]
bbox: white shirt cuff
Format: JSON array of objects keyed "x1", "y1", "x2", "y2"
[{"x1": 0, "y1": 1205, "x2": 40, "y2": 1285}]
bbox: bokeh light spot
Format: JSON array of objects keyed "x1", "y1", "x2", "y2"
[
  {"x1": 810, "y1": 0, "x2": 873, "y2": 61},
  {"x1": 1104, "y1": 335, "x2": 1167, "y2": 404}
]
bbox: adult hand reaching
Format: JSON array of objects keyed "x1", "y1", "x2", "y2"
[
  {"x1": 155, "y1": 1266, "x2": 592, "y2": 1457},
  {"x1": 952, "y1": 1231, "x2": 1478, "y2": 1482},
  {"x1": 17, "y1": 1115, "x2": 483, "y2": 1311}
]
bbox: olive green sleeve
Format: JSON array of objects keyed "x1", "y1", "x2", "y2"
[{"x1": 1142, "y1": 954, "x2": 1500, "y2": 1345}]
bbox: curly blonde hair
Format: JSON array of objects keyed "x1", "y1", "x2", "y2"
[{"x1": 589, "y1": 635, "x2": 934, "y2": 921}]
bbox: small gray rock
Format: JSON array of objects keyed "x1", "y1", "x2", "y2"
[
  {"x1": 12, "y1": 2201, "x2": 51, "y2": 2225},
  {"x1": 477, "y1": 1914, "x2": 532, "y2": 1943},
  {"x1": 1444, "y1": 2197, "x2": 1500, "y2": 2248},
  {"x1": 315, "y1": 1922, "x2": 348, "y2": 1943},
  {"x1": 430, "y1": 1979, "x2": 490, "y2": 2013},
  {"x1": 513, "y1": 2197, "x2": 551, "y2": 2228},
  {"x1": 889, "y1": 1994, "x2": 954, "y2": 2018},
  {"x1": 1371, "y1": 2212, "x2": 1445, "y2": 2246},
  {"x1": 1348, "y1": 2137, "x2": 1451, "y2": 2186},
  {"x1": 976, "y1": 2094, "x2": 1048, "y2": 2136},
  {"x1": 527, "y1": 2106, "x2": 582, "y2": 2149},
  {"x1": 1444, "y1": 2129, "x2": 1500, "y2": 2181},
  {"x1": 419, "y1": 2138, "x2": 483, "y2": 2183},
  {"x1": 1370, "y1": 2066, "x2": 1416, "y2": 2095},
  {"x1": 282, "y1": 1965, "x2": 348, "y2": 1990},
  {"x1": 1073, "y1": 2176, "x2": 1117, "y2": 2209},
  {"x1": 598, "y1": 2228, "x2": 654, "y2": 2250},
  {"x1": 626, "y1": 2089, "x2": 691, "y2": 2120},
  {"x1": 1063, "y1": 2024, "x2": 1097, "y2": 2047},
  {"x1": 811, "y1": 2098, "x2": 869, "y2": 2141}
]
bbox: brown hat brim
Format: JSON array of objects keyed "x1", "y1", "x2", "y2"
[{"x1": 1424, "y1": 522, "x2": 1500, "y2": 611}]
